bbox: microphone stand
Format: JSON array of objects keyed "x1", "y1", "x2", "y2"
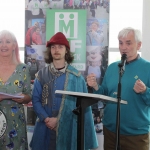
[{"x1": 115, "y1": 63, "x2": 125, "y2": 150}]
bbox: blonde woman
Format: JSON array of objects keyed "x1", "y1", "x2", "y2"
[{"x1": 0, "y1": 30, "x2": 31, "y2": 149}]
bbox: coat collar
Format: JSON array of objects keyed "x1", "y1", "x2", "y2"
[{"x1": 66, "y1": 65, "x2": 81, "y2": 77}]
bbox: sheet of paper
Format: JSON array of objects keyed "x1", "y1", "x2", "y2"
[{"x1": 0, "y1": 92, "x2": 24, "y2": 99}]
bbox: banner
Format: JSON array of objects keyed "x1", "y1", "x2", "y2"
[
  {"x1": 25, "y1": 0, "x2": 110, "y2": 149},
  {"x1": 46, "y1": 9, "x2": 87, "y2": 71}
]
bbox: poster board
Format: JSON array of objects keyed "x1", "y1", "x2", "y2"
[{"x1": 25, "y1": 0, "x2": 110, "y2": 149}]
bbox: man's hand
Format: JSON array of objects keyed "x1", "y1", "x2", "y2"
[
  {"x1": 133, "y1": 79, "x2": 146, "y2": 93},
  {"x1": 87, "y1": 73, "x2": 98, "y2": 90},
  {"x1": 44, "y1": 117, "x2": 57, "y2": 130}
]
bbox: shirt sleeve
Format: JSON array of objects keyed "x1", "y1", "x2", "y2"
[{"x1": 141, "y1": 87, "x2": 150, "y2": 106}]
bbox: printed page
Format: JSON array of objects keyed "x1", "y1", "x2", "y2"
[{"x1": 0, "y1": 92, "x2": 24, "y2": 99}]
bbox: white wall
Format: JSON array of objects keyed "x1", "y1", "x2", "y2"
[
  {"x1": 109, "y1": 0, "x2": 150, "y2": 63},
  {"x1": 0, "y1": 0, "x2": 25, "y2": 47},
  {"x1": 108, "y1": 0, "x2": 143, "y2": 64},
  {"x1": 141, "y1": 0, "x2": 150, "y2": 61}
]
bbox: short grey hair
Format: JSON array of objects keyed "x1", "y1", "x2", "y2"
[{"x1": 118, "y1": 27, "x2": 142, "y2": 42}]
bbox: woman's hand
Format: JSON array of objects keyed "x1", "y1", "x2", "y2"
[{"x1": 12, "y1": 94, "x2": 31, "y2": 104}]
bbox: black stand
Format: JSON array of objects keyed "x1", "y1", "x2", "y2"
[
  {"x1": 72, "y1": 96, "x2": 99, "y2": 150},
  {"x1": 115, "y1": 64, "x2": 125, "y2": 150},
  {"x1": 55, "y1": 90, "x2": 127, "y2": 150}
]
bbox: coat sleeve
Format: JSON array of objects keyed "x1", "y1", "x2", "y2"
[{"x1": 32, "y1": 78, "x2": 49, "y2": 121}]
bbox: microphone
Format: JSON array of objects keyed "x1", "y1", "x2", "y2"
[{"x1": 118, "y1": 54, "x2": 127, "y2": 71}]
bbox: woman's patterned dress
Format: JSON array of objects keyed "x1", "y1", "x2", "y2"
[{"x1": 0, "y1": 63, "x2": 31, "y2": 150}]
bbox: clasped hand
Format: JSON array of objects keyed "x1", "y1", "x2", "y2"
[{"x1": 44, "y1": 117, "x2": 57, "y2": 131}]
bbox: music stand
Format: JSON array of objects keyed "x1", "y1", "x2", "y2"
[{"x1": 55, "y1": 90, "x2": 127, "y2": 150}]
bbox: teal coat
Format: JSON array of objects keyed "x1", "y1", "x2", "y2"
[{"x1": 30, "y1": 65, "x2": 98, "y2": 150}]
